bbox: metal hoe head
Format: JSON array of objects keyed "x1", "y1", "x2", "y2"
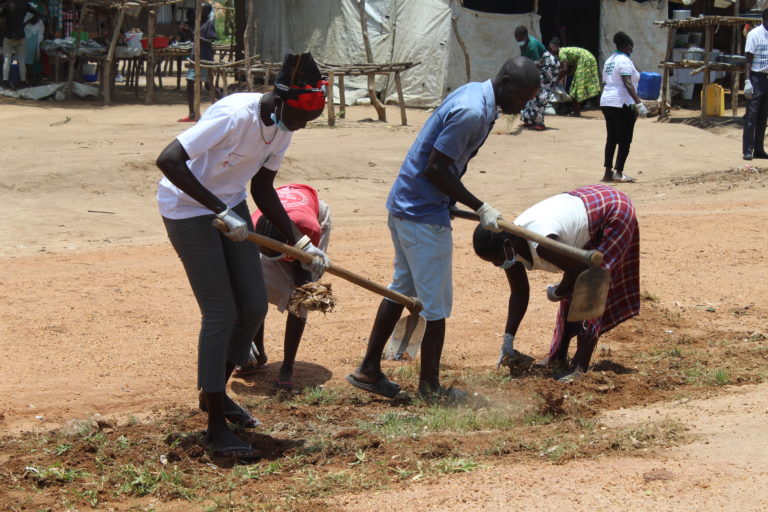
[
  {"x1": 383, "y1": 313, "x2": 426, "y2": 361},
  {"x1": 567, "y1": 266, "x2": 611, "y2": 322}
]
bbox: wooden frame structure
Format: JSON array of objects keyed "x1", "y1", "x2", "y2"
[{"x1": 655, "y1": 14, "x2": 753, "y2": 119}]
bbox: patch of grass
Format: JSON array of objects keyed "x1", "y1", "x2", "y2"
[
  {"x1": 432, "y1": 456, "x2": 481, "y2": 474},
  {"x1": 464, "y1": 369, "x2": 513, "y2": 387},
  {"x1": 234, "y1": 461, "x2": 283, "y2": 481},
  {"x1": 607, "y1": 419, "x2": 687, "y2": 452},
  {"x1": 290, "y1": 386, "x2": 341, "y2": 406},
  {"x1": 358, "y1": 405, "x2": 517, "y2": 439},
  {"x1": 522, "y1": 411, "x2": 556, "y2": 426},
  {"x1": 126, "y1": 415, "x2": 140, "y2": 426},
  {"x1": 654, "y1": 347, "x2": 683, "y2": 359},
  {"x1": 387, "y1": 363, "x2": 418, "y2": 381},
  {"x1": 116, "y1": 463, "x2": 194, "y2": 500},
  {"x1": 24, "y1": 463, "x2": 89, "y2": 486},
  {"x1": 640, "y1": 290, "x2": 659, "y2": 302},
  {"x1": 683, "y1": 362, "x2": 706, "y2": 384},
  {"x1": 48, "y1": 443, "x2": 72, "y2": 456},
  {"x1": 711, "y1": 368, "x2": 730, "y2": 386}
]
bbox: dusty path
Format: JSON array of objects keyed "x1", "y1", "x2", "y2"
[{"x1": 1, "y1": 99, "x2": 766, "y2": 510}]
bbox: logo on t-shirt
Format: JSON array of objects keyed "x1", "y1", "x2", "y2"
[{"x1": 279, "y1": 190, "x2": 310, "y2": 208}]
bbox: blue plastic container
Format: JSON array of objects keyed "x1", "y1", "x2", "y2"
[{"x1": 637, "y1": 72, "x2": 662, "y2": 100}]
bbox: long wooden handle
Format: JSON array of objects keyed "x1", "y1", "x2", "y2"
[
  {"x1": 451, "y1": 209, "x2": 603, "y2": 267},
  {"x1": 213, "y1": 219, "x2": 423, "y2": 313}
]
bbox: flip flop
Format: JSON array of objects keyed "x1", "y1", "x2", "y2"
[
  {"x1": 557, "y1": 367, "x2": 586, "y2": 383},
  {"x1": 612, "y1": 174, "x2": 636, "y2": 183},
  {"x1": 273, "y1": 379, "x2": 294, "y2": 393},
  {"x1": 530, "y1": 124, "x2": 546, "y2": 131},
  {"x1": 345, "y1": 374, "x2": 401, "y2": 399},
  {"x1": 201, "y1": 439, "x2": 261, "y2": 462},
  {"x1": 177, "y1": 116, "x2": 196, "y2": 123},
  {"x1": 233, "y1": 363, "x2": 266, "y2": 377},
  {"x1": 199, "y1": 396, "x2": 261, "y2": 429}
]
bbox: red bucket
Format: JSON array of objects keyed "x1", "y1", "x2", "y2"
[{"x1": 140, "y1": 36, "x2": 169, "y2": 49}]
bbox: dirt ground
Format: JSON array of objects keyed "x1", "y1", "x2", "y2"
[{"x1": 1, "y1": 93, "x2": 767, "y2": 511}]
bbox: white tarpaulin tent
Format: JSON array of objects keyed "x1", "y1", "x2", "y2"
[
  {"x1": 253, "y1": 0, "x2": 539, "y2": 107},
  {"x1": 599, "y1": 0, "x2": 669, "y2": 77}
]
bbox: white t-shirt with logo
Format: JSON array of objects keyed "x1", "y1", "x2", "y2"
[
  {"x1": 513, "y1": 193, "x2": 590, "y2": 273},
  {"x1": 157, "y1": 93, "x2": 292, "y2": 219},
  {"x1": 600, "y1": 52, "x2": 639, "y2": 108},
  {"x1": 746, "y1": 25, "x2": 768, "y2": 73}
]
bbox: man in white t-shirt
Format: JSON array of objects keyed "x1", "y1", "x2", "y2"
[
  {"x1": 472, "y1": 185, "x2": 640, "y2": 383},
  {"x1": 743, "y1": 9, "x2": 768, "y2": 160},
  {"x1": 155, "y1": 53, "x2": 330, "y2": 460},
  {"x1": 599, "y1": 31, "x2": 646, "y2": 183}
]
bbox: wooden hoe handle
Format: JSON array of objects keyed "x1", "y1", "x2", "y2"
[
  {"x1": 212, "y1": 219, "x2": 423, "y2": 313},
  {"x1": 450, "y1": 209, "x2": 603, "y2": 267}
]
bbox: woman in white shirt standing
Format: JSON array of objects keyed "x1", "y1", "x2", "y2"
[{"x1": 599, "y1": 31, "x2": 647, "y2": 183}]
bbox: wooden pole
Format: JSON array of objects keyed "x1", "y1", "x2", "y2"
[
  {"x1": 193, "y1": 0, "x2": 202, "y2": 119},
  {"x1": 66, "y1": 0, "x2": 90, "y2": 99},
  {"x1": 701, "y1": 25, "x2": 713, "y2": 118},
  {"x1": 244, "y1": 0, "x2": 253, "y2": 90},
  {"x1": 659, "y1": 26, "x2": 675, "y2": 120},
  {"x1": 359, "y1": 0, "x2": 386, "y2": 121},
  {"x1": 338, "y1": 74, "x2": 346, "y2": 118},
  {"x1": 395, "y1": 71, "x2": 407, "y2": 125},
  {"x1": 145, "y1": 8, "x2": 157, "y2": 104},
  {"x1": 327, "y1": 71, "x2": 336, "y2": 126},
  {"x1": 451, "y1": 15, "x2": 470, "y2": 83},
  {"x1": 102, "y1": 5, "x2": 125, "y2": 106}
]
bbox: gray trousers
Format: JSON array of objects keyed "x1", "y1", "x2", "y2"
[{"x1": 163, "y1": 200, "x2": 268, "y2": 392}]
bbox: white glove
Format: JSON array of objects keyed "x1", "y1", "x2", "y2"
[
  {"x1": 216, "y1": 208, "x2": 248, "y2": 242},
  {"x1": 497, "y1": 333, "x2": 515, "y2": 369},
  {"x1": 476, "y1": 202, "x2": 503, "y2": 232},
  {"x1": 294, "y1": 235, "x2": 331, "y2": 276},
  {"x1": 546, "y1": 284, "x2": 563, "y2": 302},
  {"x1": 745, "y1": 80, "x2": 754, "y2": 99},
  {"x1": 634, "y1": 102, "x2": 648, "y2": 118}
]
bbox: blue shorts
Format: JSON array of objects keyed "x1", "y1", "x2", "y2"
[
  {"x1": 187, "y1": 66, "x2": 209, "y2": 82},
  {"x1": 387, "y1": 213, "x2": 452, "y2": 321}
]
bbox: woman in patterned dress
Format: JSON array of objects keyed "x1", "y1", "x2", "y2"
[
  {"x1": 520, "y1": 49, "x2": 561, "y2": 131},
  {"x1": 549, "y1": 39, "x2": 601, "y2": 117}
]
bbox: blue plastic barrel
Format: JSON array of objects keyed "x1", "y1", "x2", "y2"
[{"x1": 637, "y1": 72, "x2": 662, "y2": 100}]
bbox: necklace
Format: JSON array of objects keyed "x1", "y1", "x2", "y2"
[{"x1": 257, "y1": 95, "x2": 277, "y2": 145}]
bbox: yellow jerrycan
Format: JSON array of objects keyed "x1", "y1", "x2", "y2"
[{"x1": 702, "y1": 83, "x2": 724, "y2": 116}]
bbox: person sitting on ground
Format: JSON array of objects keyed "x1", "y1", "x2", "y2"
[
  {"x1": 178, "y1": 3, "x2": 220, "y2": 123},
  {"x1": 548, "y1": 39, "x2": 600, "y2": 117},
  {"x1": 155, "y1": 53, "x2": 331, "y2": 459},
  {"x1": 345, "y1": 56, "x2": 540, "y2": 404},
  {"x1": 516, "y1": 26, "x2": 560, "y2": 131},
  {"x1": 600, "y1": 31, "x2": 646, "y2": 183},
  {"x1": 233, "y1": 183, "x2": 331, "y2": 392},
  {"x1": 471, "y1": 184, "x2": 640, "y2": 383}
]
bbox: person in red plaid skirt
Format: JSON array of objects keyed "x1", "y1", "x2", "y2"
[{"x1": 472, "y1": 184, "x2": 639, "y2": 382}]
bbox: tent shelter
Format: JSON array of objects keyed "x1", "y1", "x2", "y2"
[
  {"x1": 252, "y1": 0, "x2": 539, "y2": 108},
  {"x1": 599, "y1": 0, "x2": 669, "y2": 76}
]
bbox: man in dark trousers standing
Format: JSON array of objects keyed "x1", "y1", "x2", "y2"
[{"x1": 743, "y1": 9, "x2": 768, "y2": 160}]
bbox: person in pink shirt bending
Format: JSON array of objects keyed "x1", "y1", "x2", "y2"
[{"x1": 234, "y1": 184, "x2": 331, "y2": 392}]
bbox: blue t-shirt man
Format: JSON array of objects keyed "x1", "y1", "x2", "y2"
[{"x1": 386, "y1": 80, "x2": 498, "y2": 227}]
